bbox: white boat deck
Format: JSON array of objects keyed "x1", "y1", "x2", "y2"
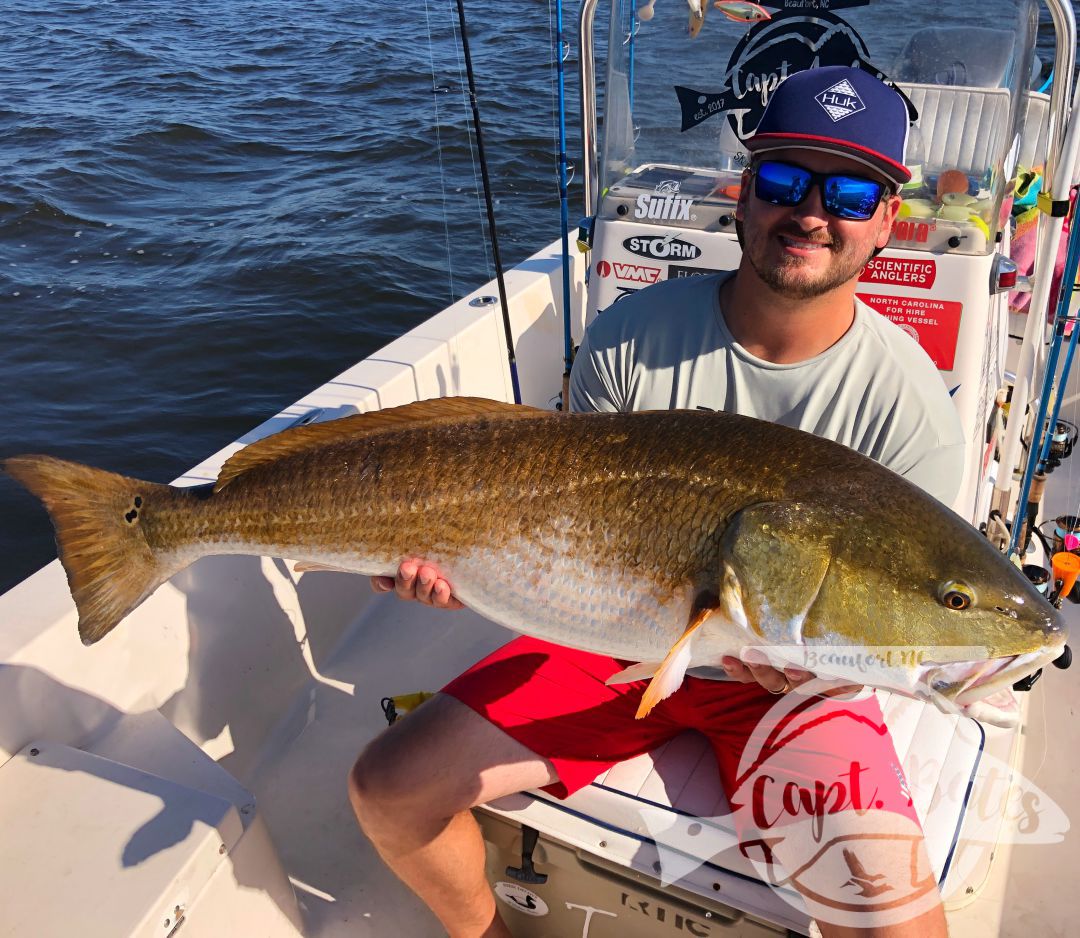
[{"x1": 248, "y1": 595, "x2": 513, "y2": 937}]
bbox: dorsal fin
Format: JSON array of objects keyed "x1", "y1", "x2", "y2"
[{"x1": 214, "y1": 397, "x2": 546, "y2": 492}]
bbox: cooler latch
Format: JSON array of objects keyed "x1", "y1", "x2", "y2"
[{"x1": 506, "y1": 825, "x2": 548, "y2": 884}]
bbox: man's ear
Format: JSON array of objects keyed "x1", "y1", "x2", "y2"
[
  {"x1": 735, "y1": 167, "x2": 753, "y2": 222},
  {"x1": 876, "y1": 194, "x2": 902, "y2": 249}
]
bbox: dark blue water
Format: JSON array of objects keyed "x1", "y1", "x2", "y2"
[
  {"x1": 0, "y1": 0, "x2": 1066, "y2": 594},
  {"x1": 0, "y1": 0, "x2": 581, "y2": 591}
]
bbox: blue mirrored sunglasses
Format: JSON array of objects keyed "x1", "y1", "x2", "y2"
[{"x1": 753, "y1": 160, "x2": 888, "y2": 221}]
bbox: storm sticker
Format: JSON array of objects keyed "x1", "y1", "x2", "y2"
[{"x1": 623, "y1": 235, "x2": 702, "y2": 261}]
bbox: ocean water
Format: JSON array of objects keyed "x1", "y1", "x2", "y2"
[
  {"x1": 0, "y1": 0, "x2": 1066, "y2": 594},
  {"x1": 1, "y1": 0, "x2": 579, "y2": 591}
]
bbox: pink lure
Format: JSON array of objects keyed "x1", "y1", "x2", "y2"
[{"x1": 713, "y1": 0, "x2": 772, "y2": 22}]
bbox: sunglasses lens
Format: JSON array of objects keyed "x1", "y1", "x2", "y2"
[
  {"x1": 823, "y1": 176, "x2": 885, "y2": 220},
  {"x1": 754, "y1": 160, "x2": 886, "y2": 220},
  {"x1": 755, "y1": 161, "x2": 811, "y2": 207}
]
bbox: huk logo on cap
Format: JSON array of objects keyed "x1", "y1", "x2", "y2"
[{"x1": 815, "y1": 79, "x2": 866, "y2": 122}]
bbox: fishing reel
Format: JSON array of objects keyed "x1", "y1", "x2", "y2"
[{"x1": 1043, "y1": 418, "x2": 1078, "y2": 470}]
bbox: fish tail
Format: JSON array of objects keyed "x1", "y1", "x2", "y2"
[{"x1": 4, "y1": 455, "x2": 188, "y2": 645}]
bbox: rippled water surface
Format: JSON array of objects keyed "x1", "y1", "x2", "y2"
[
  {"x1": 0, "y1": 0, "x2": 1067, "y2": 593},
  {"x1": 1, "y1": 0, "x2": 584, "y2": 590}
]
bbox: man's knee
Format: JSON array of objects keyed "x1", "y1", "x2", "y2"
[
  {"x1": 348, "y1": 700, "x2": 487, "y2": 826},
  {"x1": 348, "y1": 728, "x2": 435, "y2": 824}
]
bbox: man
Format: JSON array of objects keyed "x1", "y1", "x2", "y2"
[{"x1": 350, "y1": 66, "x2": 965, "y2": 937}]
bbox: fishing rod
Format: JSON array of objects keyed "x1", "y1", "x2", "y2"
[
  {"x1": 1035, "y1": 270, "x2": 1080, "y2": 471},
  {"x1": 1008, "y1": 189, "x2": 1080, "y2": 557},
  {"x1": 453, "y1": 0, "x2": 522, "y2": 405},
  {"x1": 554, "y1": 0, "x2": 574, "y2": 408}
]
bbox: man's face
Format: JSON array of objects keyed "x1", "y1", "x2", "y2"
[{"x1": 735, "y1": 148, "x2": 901, "y2": 300}]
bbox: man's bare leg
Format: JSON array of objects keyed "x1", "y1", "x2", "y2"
[
  {"x1": 773, "y1": 803, "x2": 950, "y2": 936},
  {"x1": 348, "y1": 693, "x2": 558, "y2": 938}
]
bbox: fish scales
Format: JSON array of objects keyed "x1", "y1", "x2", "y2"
[{"x1": 3, "y1": 398, "x2": 1065, "y2": 724}]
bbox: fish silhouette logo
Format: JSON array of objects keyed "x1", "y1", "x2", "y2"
[{"x1": 816, "y1": 79, "x2": 866, "y2": 121}]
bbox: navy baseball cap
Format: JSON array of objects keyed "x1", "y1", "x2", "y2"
[{"x1": 745, "y1": 66, "x2": 911, "y2": 188}]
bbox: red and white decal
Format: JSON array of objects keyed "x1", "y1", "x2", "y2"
[
  {"x1": 858, "y1": 257, "x2": 936, "y2": 289},
  {"x1": 596, "y1": 260, "x2": 661, "y2": 284},
  {"x1": 857, "y1": 293, "x2": 963, "y2": 370},
  {"x1": 891, "y1": 219, "x2": 936, "y2": 243}
]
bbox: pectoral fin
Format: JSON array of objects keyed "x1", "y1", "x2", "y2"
[
  {"x1": 293, "y1": 561, "x2": 354, "y2": 574},
  {"x1": 606, "y1": 661, "x2": 662, "y2": 685},
  {"x1": 636, "y1": 592, "x2": 719, "y2": 719}
]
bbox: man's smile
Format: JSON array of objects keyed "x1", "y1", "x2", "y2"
[{"x1": 778, "y1": 233, "x2": 834, "y2": 256}]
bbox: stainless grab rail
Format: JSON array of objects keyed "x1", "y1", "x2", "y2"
[
  {"x1": 578, "y1": 0, "x2": 600, "y2": 218},
  {"x1": 1043, "y1": 0, "x2": 1077, "y2": 195}
]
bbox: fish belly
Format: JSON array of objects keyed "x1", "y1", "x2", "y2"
[{"x1": 444, "y1": 534, "x2": 696, "y2": 662}]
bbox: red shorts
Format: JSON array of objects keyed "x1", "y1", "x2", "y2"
[{"x1": 443, "y1": 636, "x2": 919, "y2": 830}]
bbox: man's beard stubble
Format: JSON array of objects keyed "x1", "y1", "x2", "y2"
[{"x1": 735, "y1": 218, "x2": 879, "y2": 300}]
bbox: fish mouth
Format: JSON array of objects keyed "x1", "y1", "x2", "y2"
[{"x1": 925, "y1": 647, "x2": 1064, "y2": 726}]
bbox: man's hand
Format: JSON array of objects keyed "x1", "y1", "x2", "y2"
[
  {"x1": 722, "y1": 656, "x2": 814, "y2": 695},
  {"x1": 370, "y1": 560, "x2": 464, "y2": 610},
  {"x1": 722, "y1": 654, "x2": 864, "y2": 698}
]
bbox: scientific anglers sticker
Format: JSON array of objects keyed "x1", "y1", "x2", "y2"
[
  {"x1": 858, "y1": 293, "x2": 962, "y2": 369},
  {"x1": 493, "y1": 881, "x2": 549, "y2": 916},
  {"x1": 675, "y1": 11, "x2": 882, "y2": 137},
  {"x1": 858, "y1": 257, "x2": 936, "y2": 289}
]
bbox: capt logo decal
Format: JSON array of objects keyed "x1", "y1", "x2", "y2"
[
  {"x1": 493, "y1": 881, "x2": 549, "y2": 916},
  {"x1": 673, "y1": 11, "x2": 887, "y2": 139},
  {"x1": 815, "y1": 78, "x2": 865, "y2": 121}
]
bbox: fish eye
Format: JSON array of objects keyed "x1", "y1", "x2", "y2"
[{"x1": 940, "y1": 581, "x2": 975, "y2": 610}]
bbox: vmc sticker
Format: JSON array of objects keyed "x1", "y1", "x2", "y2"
[
  {"x1": 857, "y1": 293, "x2": 963, "y2": 370},
  {"x1": 858, "y1": 257, "x2": 936, "y2": 289}
]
